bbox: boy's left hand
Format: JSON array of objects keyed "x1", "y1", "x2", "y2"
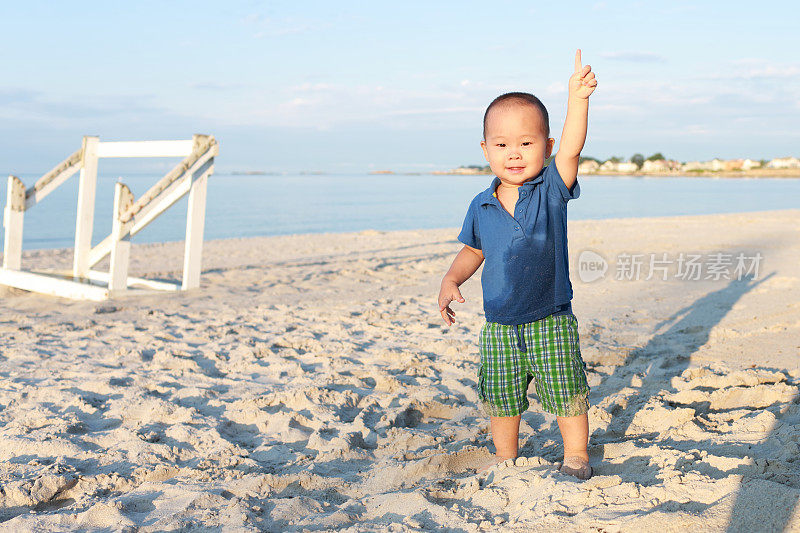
[{"x1": 569, "y1": 49, "x2": 597, "y2": 99}]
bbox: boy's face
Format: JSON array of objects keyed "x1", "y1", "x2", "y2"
[{"x1": 481, "y1": 103, "x2": 555, "y2": 186}]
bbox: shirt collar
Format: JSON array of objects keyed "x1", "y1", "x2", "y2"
[{"x1": 479, "y1": 166, "x2": 546, "y2": 205}]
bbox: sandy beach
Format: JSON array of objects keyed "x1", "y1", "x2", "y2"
[{"x1": 0, "y1": 209, "x2": 798, "y2": 531}]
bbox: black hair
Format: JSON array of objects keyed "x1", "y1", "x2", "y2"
[{"x1": 482, "y1": 92, "x2": 550, "y2": 140}]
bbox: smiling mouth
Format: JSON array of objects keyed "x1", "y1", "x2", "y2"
[{"x1": 506, "y1": 167, "x2": 525, "y2": 173}]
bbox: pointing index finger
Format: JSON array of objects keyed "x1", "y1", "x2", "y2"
[{"x1": 574, "y1": 49, "x2": 582, "y2": 73}]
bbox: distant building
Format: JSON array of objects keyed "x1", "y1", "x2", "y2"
[
  {"x1": 599, "y1": 160, "x2": 638, "y2": 173},
  {"x1": 451, "y1": 167, "x2": 483, "y2": 175},
  {"x1": 723, "y1": 159, "x2": 744, "y2": 171},
  {"x1": 641, "y1": 159, "x2": 671, "y2": 173},
  {"x1": 599, "y1": 160, "x2": 618, "y2": 172},
  {"x1": 720, "y1": 159, "x2": 765, "y2": 171},
  {"x1": 616, "y1": 162, "x2": 639, "y2": 173},
  {"x1": 578, "y1": 160, "x2": 600, "y2": 174},
  {"x1": 767, "y1": 157, "x2": 800, "y2": 169},
  {"x1": 682, "y1": 161, "x2": 708, "y2": 171},
  {"x1": 435, "y1": 166, "x2": 491, "y2": 175}
]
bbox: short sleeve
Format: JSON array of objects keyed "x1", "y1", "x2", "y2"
[
  {"x1": 457, "y1": 200, "x2": 482, "y2": 250},
  {"x1": 545, "y1": 163, "x2": 580, "y2": 202}
]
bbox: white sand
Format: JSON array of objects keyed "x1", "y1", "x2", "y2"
[{"x1": 0, "y1": 209, "x2": 798, "y2": 532}]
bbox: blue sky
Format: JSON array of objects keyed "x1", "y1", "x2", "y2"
[{"x1": 2, "y1": 1, "x2": 798, "y2": 173}]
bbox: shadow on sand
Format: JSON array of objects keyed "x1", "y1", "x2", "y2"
[{"x1": 589, "y1": 273, "x2": 798, "y2": 530}]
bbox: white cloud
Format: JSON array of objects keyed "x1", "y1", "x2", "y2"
[
  {"x1": 685, "y1": 124, "x2": 711, "y2": 135},
  {"x1": 385, "y1": 106, "x2": 482, "y2": 116},
  {"x1": 734, "y1": 65, "x2": 800, "y2": 80},
  {"x1": 287, "y1": 97, "x2": 316, "y2": 106},
  {"x1": 592, "y1": 103, "x2": 641, "y2": 113},
  {"x1": 544, "y1": 82, "x2": 566, "y2": 95},
  {"x1": 703, "y1": 59, "x2": 800, "y2": 80}
]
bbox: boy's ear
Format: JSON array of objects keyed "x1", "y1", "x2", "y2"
[
  {"x1": 546, "y1": 138, "x2": 555, "y2": 158},
  {"x1": 480, "y1": 140, "x2": 490, "y2": 162}
]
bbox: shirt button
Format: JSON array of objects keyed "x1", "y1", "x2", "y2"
[{"x1": 514, "y1": 226, "x2": 520, "y2": 231}]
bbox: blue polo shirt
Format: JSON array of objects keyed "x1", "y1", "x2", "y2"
[{"x1": 458, "y1": 164, "x2": 580, "y2": 325}]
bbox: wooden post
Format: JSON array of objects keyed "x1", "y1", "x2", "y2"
[
  {"x1": 108, "y1": 182, "x2": 134, "y2": 294},
  {"x1": 3, "y1": 175, "x2": 26, "y2": 270},
  {"x1": 73, "y1": 136, "x2": 99, "y2": 278},
  {"x1": 181, "y1": 152, "x2": 212, "y2": 290}
]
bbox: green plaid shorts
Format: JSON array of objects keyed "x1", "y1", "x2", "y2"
[{"x1": 477, "y1": 313, "x2": 590, "y2": 418}]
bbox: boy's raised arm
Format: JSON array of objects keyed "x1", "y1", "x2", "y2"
[{"x1": 555, "y1": 49, "x2": 598, "y2": 191}]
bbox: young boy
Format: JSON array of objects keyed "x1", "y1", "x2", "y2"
[{"x1": 438, "y1": 50, "x2": 597, "y2": 480}]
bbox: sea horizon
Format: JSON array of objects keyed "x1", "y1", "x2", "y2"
[{"x1": 3, "y1": 172, "x2": 799, "y2": 251}]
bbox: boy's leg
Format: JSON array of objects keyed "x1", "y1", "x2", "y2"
[
  {"x1": 557, "y1": 412, "x2": 592, "y2": 479},
  {"x1": 556, "y1": 412, "x2": 589, "y2": 462},
  {"x1": 476, "y1": 321, "x2": 528, "y2": 472},
  {"x1": 477, "y1": 414, "x2": 521, "y2": 472},
  {"x1": 490, "y1": 414, "x2": 522, "y2": 459},
  {"x1": 528, "y1": 313, "x2": 592, "y2": 478}
]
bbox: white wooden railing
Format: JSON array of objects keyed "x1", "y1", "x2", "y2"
[{"x1": 0, "y1": 134, "x2": 218, "y2": 300}]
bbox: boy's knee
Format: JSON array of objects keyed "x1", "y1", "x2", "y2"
[{"x1": 561, "y1": 390, "x2": 589, "y2": 418}]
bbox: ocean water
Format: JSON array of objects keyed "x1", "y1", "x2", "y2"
[{"x1": 1, "y1": 172, "x2": 798, "y2": 250}]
